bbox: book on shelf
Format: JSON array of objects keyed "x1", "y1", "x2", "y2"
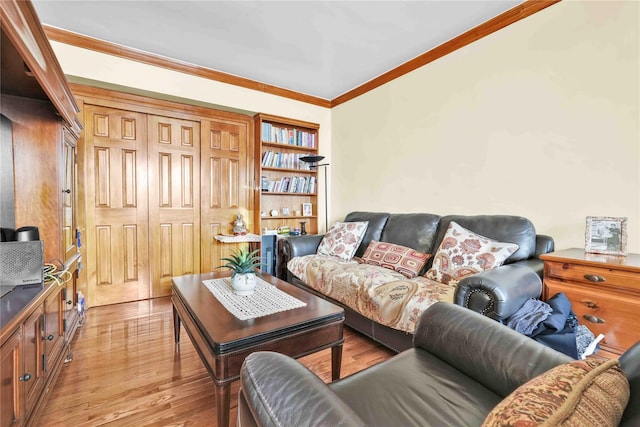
[
  {"x1": 261, "y1": 122, "x2": 316, "y2": 148},
  {"x1": 262, "y1": 175, "x2": 315, "y2": 194},
  {"x1": 261, "y1": 150, "x2": 313, "y2": 170}
]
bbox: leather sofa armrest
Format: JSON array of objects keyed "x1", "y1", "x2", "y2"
[
  {"x1": 535, "y1": 234, "x2": 555, "y2": 257},
  {"x1": 239, "y1": 352, "x2": 366, "y2": 427},
  {"x1": 280, "y1": 235, "x2": 324, "y2": 268},
  {"x1": 619, "y1": 342, "x2": 640, "y2": 426},
  {"x1": 455, "y1": 263, "x2": 543, "y2": 321},
  {"x1": 413, "y1": 302, "x2": 571, "y2": 398}
]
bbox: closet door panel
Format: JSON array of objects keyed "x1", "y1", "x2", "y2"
[
  {"x1": 201, "y1": 119, "x2": 250, "y2": 272},
  {"x1": 148, "y1": 115, "x2": 201, "y2": 298},
  {"x1": 85, "y1": 105, "x2": 150, "y2": 306}
]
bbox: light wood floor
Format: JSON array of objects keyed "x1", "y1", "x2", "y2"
[{"x1": 37, "y1": 297, "x2": 395, "y2": 426}]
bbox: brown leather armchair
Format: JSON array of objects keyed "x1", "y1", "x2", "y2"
[{"x1": 238, "y1": 302, "x2": 639, "y2": 427}]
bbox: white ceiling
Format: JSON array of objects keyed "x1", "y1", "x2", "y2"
[{"x1": 32, "y1": 1, "x2": 523, "y2": 100}]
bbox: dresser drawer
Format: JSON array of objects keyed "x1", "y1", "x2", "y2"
[
  {"x1": 544, "y1": 279, "x2": 640, "y2": 355},
  {"x1": 545, "y1": 260, "x2": 640, "y2": 293}
]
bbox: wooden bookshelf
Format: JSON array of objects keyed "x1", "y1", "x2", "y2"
[{"x1": 254, "y1": 113, "x2": 319, "y2": 236}]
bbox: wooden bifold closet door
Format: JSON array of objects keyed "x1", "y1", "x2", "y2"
[
  {"x1": 82, "y1": 99, "x2": 252, "y2": 307},
  {"x1": 84, "y1": 105, "x2": 151, "y2": 306},
  {"x1": 147, "y1": 115, "x2": 201, "y2": 299},
  {"x1": 200, "y1": 119, "x2": 250, "y2": 273}
]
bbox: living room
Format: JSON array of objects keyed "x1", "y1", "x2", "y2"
[{"x1": 1, "y1": 0, "x2": 638, "y2": 425}]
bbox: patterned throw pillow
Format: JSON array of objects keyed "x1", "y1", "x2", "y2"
[
  {"x1": 482, "y1": 359, "x2": 630, "y2": 427},
  {"x1": 361, "y1": 241, "x2": 431, "y2": 278},
  {"x1": 425, "y1": 221, "x2": 518, "y2": 285},
  {"x1": 317, "y1": 221, "x2": 368, "y2": 261}
]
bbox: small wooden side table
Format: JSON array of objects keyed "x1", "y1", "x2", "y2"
[{"x1": 540, "y1": 248, "x2": 640, "y2": 358}]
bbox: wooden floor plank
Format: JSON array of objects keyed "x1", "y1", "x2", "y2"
[{"x1": 37, "y1": 296, "x2": 394, "y2": 426}]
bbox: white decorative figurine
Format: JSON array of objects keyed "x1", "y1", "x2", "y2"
[{"x1": 232, "y1": 213, "x2": 247, "y2": 235}]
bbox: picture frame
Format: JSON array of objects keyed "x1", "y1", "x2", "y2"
[
  {"x1": 302, "y1": 203, "x2": 312, "y2": 217},
  {"x1": 585, "y1": 216, "x2": 628, "y2": 256},
  {"x1": 281, "y1": 207, "x2": 290, "y2": 216}
]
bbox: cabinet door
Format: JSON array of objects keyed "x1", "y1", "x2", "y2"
[
  {"x1": 22, "y1": 306, "x2": 44, "y2": 416},
  {"x1": 43, "y1": 287, "x2": 64, "y2": 373},
  {"x1": 62, "y1": 128, "x2": 78, "y2": 263},
  {"x1": 1, "y1": 329, "x2": 23, "y2": 427},
  {"x1": 63, "y1": 269, "x2": 80, "y2": 343}
]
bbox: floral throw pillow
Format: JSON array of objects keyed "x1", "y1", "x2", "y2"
[
  {"x1": 425, "y1": 221, "x2": 518, "y2": 285},
  {"x1": 317, "y1": 221, "x2": 369, "y2": 261},
  {"x1": 362, "y1": 241, "x2": 431, "y2": 278},
  {"x1": 482, "y1": 359, "x2": 629, "y2": 427}
]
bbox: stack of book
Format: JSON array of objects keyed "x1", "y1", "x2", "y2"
[
  {"x1": 261, "y1": 123, "x2": 316, "y2": 148},
  {"x1": 261, "y1": 151, "x2": 313, "y2": 170},
  {"x1": 261, "y1": 176, "x2": 316, "y2": 194}
]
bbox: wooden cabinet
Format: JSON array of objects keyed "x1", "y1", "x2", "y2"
[
  {"x1": 540, "y1": 248, "x2": 640, "y2": 357},
  {"x1": 0, "y1": 283, "x2": 67, "y2": 427},
  {"x1": 254, "y1": 114, "x2": 320, "y2": 235},
  {"x1": 1, "y1": 0, "x2": 82, "y2": 425}
]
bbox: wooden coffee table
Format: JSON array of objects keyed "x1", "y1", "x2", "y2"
[{"x1": 171, "y1": 272, "x2": 345, "y2": 427}]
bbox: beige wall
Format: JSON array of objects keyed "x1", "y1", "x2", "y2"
[{"x1": 332, "y1": 0, "x2": 639, "y2": 253}]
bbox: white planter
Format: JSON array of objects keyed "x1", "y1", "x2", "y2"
[{"x1": 231, "y1": 273, "x2": 257, "y2": 296}]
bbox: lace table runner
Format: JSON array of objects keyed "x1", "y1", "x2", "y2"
[{"x1": 202, "y1": 277, "x2": 307, "y2": 320}]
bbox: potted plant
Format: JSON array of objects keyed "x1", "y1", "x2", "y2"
[{"x1": 218, "y1": 246, "x2": 263, "y2": 295}]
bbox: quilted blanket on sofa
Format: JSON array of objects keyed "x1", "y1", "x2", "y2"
[{"x1": 288, "y1": 255, "x2": 455, "y2": 334}]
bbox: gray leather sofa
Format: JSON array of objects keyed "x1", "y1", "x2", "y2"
[
  {"x1": 238, "y1": 303, "x2": 640, "y2": 427},
  {"x1": 280, "y1": 212, "x2": 555, "y2": 352}
]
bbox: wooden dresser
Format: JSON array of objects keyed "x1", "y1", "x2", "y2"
[{"x1": 540, "y1": 248, "x2": 640, "y2": 358}]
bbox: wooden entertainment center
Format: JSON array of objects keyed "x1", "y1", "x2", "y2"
[{"x1": 1, "y1": 1, "x2": 83, "y2": 425}]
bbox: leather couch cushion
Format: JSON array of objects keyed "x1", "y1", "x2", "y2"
[
  {"x1": 433, "y1": 215, "x2": 536, "y2": 263},
  {"x1": 483, "y1": 359, "x2": 630, "y2": 427},
  {"x1": 330, "y1": 349, "x2": 503, "y2": 427},
  {"x1": 344, "y1": 212, "x2": 390, "y2": 257},
  {"x1": 380, "y1": 213, "x2": 441, "y2": 255}
]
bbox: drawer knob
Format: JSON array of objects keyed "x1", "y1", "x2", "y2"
[
  {"x1": 583, "y1": 314, "x2": 606, "y2": 324},
  {"x1": 581, "y1": 300, "x2": 600, "y2": 309},
  {"x1": 584, "y1": 274, "x2": 606, "y2": 283}
]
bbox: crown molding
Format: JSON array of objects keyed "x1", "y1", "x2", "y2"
[
  {"x1": 331, "y1": 0, "x2": 561, "y2": 107},
  {"x1": 43, "y1": 25, "x2": 332, "y2": 109},
  {"x1": 43, "y1": 0, "x2": 559, "y2": 110}
]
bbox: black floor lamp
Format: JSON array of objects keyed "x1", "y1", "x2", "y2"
[{"x1": 300, "y1": 155, "x2": 329, "y2": 232}]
